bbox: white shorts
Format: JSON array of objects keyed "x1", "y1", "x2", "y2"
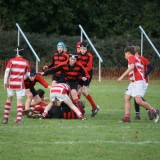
[
  {"x1": 125, "y1": 80, "x2": 145, "y2": 97},
  {"x1": 142, "y1": 82, "x2": 148, "y2": 97},
  {"x1": 50, "y1": 93, "x2": 70, "y2": 102},
  {"x1": 7, "y1": 88, "x2": 25, "y2": 99}
]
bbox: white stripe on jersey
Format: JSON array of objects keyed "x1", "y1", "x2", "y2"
[
  {"x1": 10, "y1": 75, "x2": 23, "y2": 79},
  {"x1": 9, "y1": 81, "x2": 22, "y2": 85},
  {"x1": 51, "y1": 83, "x2": 70, "y2": 94},
  {"x1": 11, "y1": 68, "x2": 26, "y2": 73},
  {"x1": 12, "y1": 60, "x2": 27, "y2": 66}
]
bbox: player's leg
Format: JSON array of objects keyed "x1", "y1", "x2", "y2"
[
  {"x1": 68, "y1": 82, "x2": 80, "y2": 103},
  {"x1": 2, "y1": 88, "x2": 16, "y2": 124},
  {"x1": 42, "y1": 101, "x2": 54, "y2": 118},
  {"x1": 81, "y1": 78, "x2": 99, "y2": 117},
  {"x1": 134, "y1": 81, "x2": 159, "y2": 123},
  {"x1": 25, "y1": 89, "x2": 33, "y2": 110},
  {"x1": 30, "y1": 95, "x2": 42, "y2": 106},
  {"x1": 64, "y1": 97, "x2": 84, "y2": 119},
  {"x1": 15, "y1": 89, "x2": 26, "y2": 124},
  {"x1": 134, "y1": 98, "x2": 141, "y2": 119},
  {"x1": 120, "y1": 82, "x2": 133, "y2": 122},
  {"x1": 121, "y1": 94, "x2": 132, "y2": 122}
]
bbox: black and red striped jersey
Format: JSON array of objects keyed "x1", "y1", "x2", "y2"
[
  {"x1": 48, "y1": 51, "x2": 69, "y2": 77},
  {"x1": 48, "y1": 102, "x2": 85, "y2": 119},
  {"x1": 25, "y1": 73, "x2": 49, "y2": 89},
  {"x1": 44, "y1": 61, "x2": 90, "y2": 82},
  {"x1": 78, "y1": 51, "x2": 93, "y2": 72},
  {"x1": 63, "y1": 103, "x2": 85, "y2": 119}
]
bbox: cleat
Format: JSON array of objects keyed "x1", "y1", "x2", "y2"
[
  {"x1": 119, "y1": 118, "x2": 131, "y2": 123},
  {"x1": 135, "y1": 114, "x2": 141, "y2": 120},
  {"x1": 22, "y1": 109, "x2": 30, "y2": 116},
  {"x1": 91, "y1": 106, "x2": 100, "y2": 117},
  {"x1": 147, "y1": 110, "x2": 154, "y2": 120},
  {"x1": 2, "y1": 119, "x2": 8, "y2": 124},
  {"x1": 16, "y1": 120, "x2": 21, "y2": 125},
  {"x1": 153, "y1": 109, "x2": 159, "y2": 123},
  {"x1": 41, "y1": 112, "x2": 48, "y2": 119},
  {"x1": 79, "y1": 116, "x2": 86, "y2": 120}
]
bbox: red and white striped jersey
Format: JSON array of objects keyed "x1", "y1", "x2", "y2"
[
  {"x1": 50, "y1": 83, "x2": 70, "y2": 95},
  {"x1": 5, "y1": 56, "x2": 30, "y2": 90},
  {"x1": 128, "y1": 55, "x2": 144, "y2": 81}
]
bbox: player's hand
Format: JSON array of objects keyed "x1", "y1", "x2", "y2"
[
  {"x1": 38, "y1": 72, "x2": 44, "y2": 76},
  {"x1": 4, "y1": 83, "x2": 8, "y2": 89},
  {"x1": 117, "y1": 76, "x2": 123, "y2": 82},
  {"x1": 82, "y1": 77, "x2": 87, "y2": 81},
  {"x1": 44, "y1": 97, "x2": 49, "y2": 102},
  {"x1": 43, "y1": 66, "x2": 48, "y2": 71}
]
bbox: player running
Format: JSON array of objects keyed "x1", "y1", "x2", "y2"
[{"x1": 118, "y1": 46, "x2": 159, "y2": 123}]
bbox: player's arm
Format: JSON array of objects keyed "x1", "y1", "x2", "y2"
[
  {"x1": 141, "y1": 56, "x2": 154, "y2": 77},
  {"x1": 36, "y1": 74, "x2": 51, "y2": 89},
  {"x1": 79, "y1": 63, "x2": 90, "y2": 80},
  {"x1": 4, "y1": 68, "x2": 10, "y2": 88},
  {"x1": 43, "y1": 63, "x2": 63, "y2": 76},
  {"x1": 118, "y1": 63, "x2": 134, "y2": 82},
  {"x1": 145, "y1": 63, "x2": 153, "y2": 77},
  {"x1": 86, "y1": 53, "x2": 93, "y2": 71}
]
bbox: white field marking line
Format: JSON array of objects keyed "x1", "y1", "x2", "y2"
[
  {"x1": 0, "y1": 140, "x2": 160, "y2": 145},
  {"x1": 1, "y1": 125, "x2": 159, "y2": 130}
]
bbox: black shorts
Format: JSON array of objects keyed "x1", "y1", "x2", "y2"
[
  {"x1": 79, "y1": 70, "x2": 93, "y2": 86},
  {"x1": 52, "y1": 75, "x2": 62, "y2": 82},
  {"x1": 58, "y1": 80, "x2": 78, "y2": 90}
]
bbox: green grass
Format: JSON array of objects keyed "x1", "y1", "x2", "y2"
[{"x1": 0, "y1": 78, "x2": 160, "y2": 160}]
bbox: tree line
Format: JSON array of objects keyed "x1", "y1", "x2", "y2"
[
  {"x1": 0, "y1": 0, "x2": 160, "y2": 38},
  {"x1": 0, "y1": 0, "x2": 160, "y2": 68}
]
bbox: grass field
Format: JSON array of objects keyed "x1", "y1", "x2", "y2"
[{"x1": 0, "y1": 78, "x2": 160, "y2": 160}]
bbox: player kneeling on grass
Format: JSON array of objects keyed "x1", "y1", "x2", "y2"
[
  {"x1": 27, "y1": 99, "x2": 85, "y2": 119},
  {"x1": 25, "y1": 89, "x2": 49, "y2": 118},
  {"x1": 41, "y1": 83, "x2": 86, "y2": 120}
]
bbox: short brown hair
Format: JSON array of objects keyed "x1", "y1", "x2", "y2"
[
  {"x1": 133, "y1": 46, "x2": 140, "y2": 54},
  {"x1": 124, "y1": 46, "x2": 135, "y2": 54}
]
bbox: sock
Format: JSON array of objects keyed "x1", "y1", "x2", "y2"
[
  {"x1": 134, "y1": 98, "x2": 140, "y2": 113},
  {"x1": 78, "y1": 94, "x2": 81, "y2": 99},
  {"x1": 77, "y1": 111, "x2": 83, "y2": 118},
  {"x1": 124, "y1": 114, "x2": 130, "y2": 120},
  {"x1": 151, "y1": 108, "x2": 156, "y2": 113},
  {"x1": 3, "y1": 100, "x2": 11, "y2": 121},
  {"x1": 73, "y1": 98, "x2": 79, "y2": 103},
  {"x1": 16, "y1": 104, "x2": 23, "y2": 122},
  {"x1": 86, "y1": 94, "x2": 97, "y2": 109}
]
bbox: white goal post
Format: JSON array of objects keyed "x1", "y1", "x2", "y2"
[
  {"x1": 139, "y1": 26, "x2": 160, "y2": 58},
  {"x1": 79, "y1": 24, "x2": 103, "y2": 82},
  {"x1": 16, "y1": 23, "x2": 40, "y2": 72}
]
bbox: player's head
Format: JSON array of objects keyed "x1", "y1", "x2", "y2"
[
  {"x1": 76, "y1": 41, "x2": 81, "y2": 54},
  {"x1": 37, "y1": 89, "x2": 45, "y2": 99},
  {"x1": 57, "y1": 42, "x2": 65, "y2": 53},
  {"x1": 15, "y1": 46, "x2": 24, "y2": 56},
  {"x1": 80, "y1": 41, "x2": 88, "y2": 55},
  {"x1": 133, "y1": 46, "x2": 140, "y2": 55},
  {"x1": 29, "y1": 67, "x2": 36, "y2": 81},
  {"x1": 124, "y1": 46, "x2": 135, "y2": 60},
  {"x1": 69, "y1": 52, "x2": 78, "y2": 66}
]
